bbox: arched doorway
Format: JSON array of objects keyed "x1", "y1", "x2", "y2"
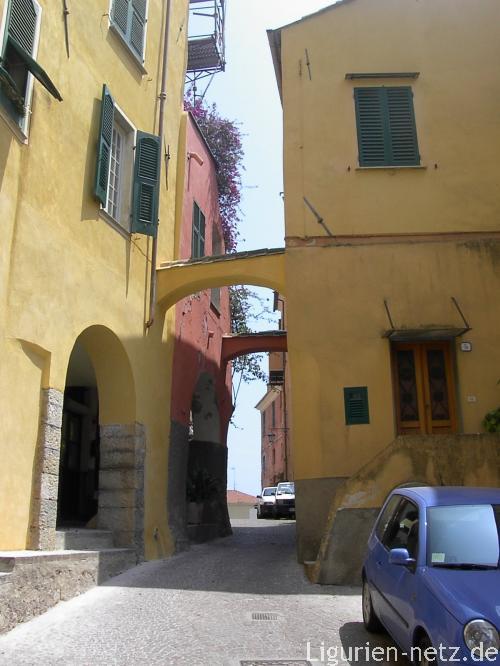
[
  {"x1": 51, "y1": 325, "x2": 141, "y2": 553},
  {"x1": 185, "y1": 372, "x2": 231, "y2": 542},
  {"x1": 57, "y1": 341, "x2": 99, "y2": 526}
]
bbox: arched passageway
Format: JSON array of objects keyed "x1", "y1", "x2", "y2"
[{"x1": 29, "y1": 325, "x2": 142, "y2": 554}]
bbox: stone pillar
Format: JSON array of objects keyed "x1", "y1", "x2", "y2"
[
  {"x1": 28, "y1": 389, "x2": 64, "y2": 550},
  {"x1": 98, "y1": 423, "x2": 145, "y2": 559}
]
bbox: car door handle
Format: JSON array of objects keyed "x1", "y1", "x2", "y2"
[{"x1": 376, "y1": 560, "x2": 383, "y2": 567}]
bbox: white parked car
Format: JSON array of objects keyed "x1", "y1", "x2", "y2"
[
  {"x1": 256, "y1": 487, "x2": 277, "y2": 519},
  {"x1": 275, "y1": 481, "x2": 295, "y2": 519}
]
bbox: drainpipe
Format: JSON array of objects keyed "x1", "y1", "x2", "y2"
[{"x1": 146, "y1": 0, "x2": 173, "y2": 329}]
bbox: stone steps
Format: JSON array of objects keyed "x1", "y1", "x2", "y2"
[
  {"x1": 0, "y1": 548, "x2": 137, "y2": 634},
  {"x1": 55, "y1": 528, "x2": 114, "y2": 551}
]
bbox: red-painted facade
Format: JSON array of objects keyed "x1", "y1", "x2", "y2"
[{"x1": 171, "y1": 113, "x2": 232, "y2": 441}]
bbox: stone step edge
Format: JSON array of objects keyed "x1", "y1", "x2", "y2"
[{"x1": 0, "y1": 548, "x2": 136, "y2": 567}]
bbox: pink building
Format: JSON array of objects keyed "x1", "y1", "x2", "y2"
[
  {"x1": 255, "y1": 295, "x2": 293, "y2": 490},
  {"x1": 167, "y1": 112, "x2": 232, "y2": 547}
]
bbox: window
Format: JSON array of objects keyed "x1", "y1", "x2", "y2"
[
  {"x1": 110, "y1": 0, "x2": 148, "y2": 63},
  {"x1": 382, "y1": 498, "x2": 419, "y2": 559},
  {"x1": 271, "y1": 401, "x2": 276, "y2": 428},
  {"x1": 104, "y1": 109, "x2": 135, "y2": 230},
  {"x1": 0, "y1": 0, "x2": 62, "y2": 135},
  {"x1": 354, "y1": 87, "x2": 420, "y2": 167},
  {"x1": 261, "y1": 412, "x2": 266, "y2": 438},
  {"x1": 344, "y1": 386, "x2": 369, "y2": 425},
  {"x1": 375, "y1": 494, "x2": 402, "y2": 542},
  {"x1": 191, "y1": 203, "x2": 205, "y2": 258},
  {"x1": 94, "y1": 84, "x2": 160, "y2": 237}
]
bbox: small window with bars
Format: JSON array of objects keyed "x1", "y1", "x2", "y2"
[
  {"x1": 192, "y1": 202, "x2": 206, "y2": 258},
  {"x1": 354, "y1": 87, "x2": 420, "y2": 167}
]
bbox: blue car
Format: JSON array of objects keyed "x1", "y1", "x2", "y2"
[{"x1": 362, "y1": 487, "x2": 500, "y2": 665}]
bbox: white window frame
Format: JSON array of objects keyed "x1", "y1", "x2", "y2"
[
  {"x1": 101, "y1": 104, "x2": 136, "y2": 236},
  {"x1": 0, "y1": 0, "x2": 42, "y2": 141},
  {"x1": 108, "y1": 0, "x2": 149, "y2": 71}
]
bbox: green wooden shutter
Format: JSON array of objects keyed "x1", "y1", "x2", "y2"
[
  {"x1": 111, "y1": 0, "x2": 130, "y2": 37},
  {"x1": 386, "y1": 87, "x2": 420, "y2": 166},
  {"x1": 6, "y1": 0, "x2": 37, "y2": 54},
  {"x1": 355, "y1": 87, "x2": 419, "y2": 167},
  {"x1": 354, "y1": 88, "x2": 387, "y2": 166},
  {"x1": 94, "y1": 84, "x2": 115, "y2": 206},
  {"x1": 8, "y1": 36, "x2": 62, "y2": 101},
  {"x1": 131, "y1": 131, "x2": 160, "y2": 236},
  {"x1": 130, "y1": 0, "x2": 147, "y2": 58},
  {"x1": 344, "y1": 387, "x2": 370, "y2": 425}
]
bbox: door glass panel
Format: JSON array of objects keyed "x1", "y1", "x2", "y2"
[
  {"x1": 426, "y1": 350, "x2": 450, "y2": 421},
  {"x1": 396, "y1": 350, "x2": 419, "y2": 422}
]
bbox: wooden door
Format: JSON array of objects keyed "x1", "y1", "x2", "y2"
[{"x1": 392, "y1": 342, "x2": 457, "y2": 435}]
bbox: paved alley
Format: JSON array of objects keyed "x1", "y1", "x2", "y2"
[{"x1": 0, "y1": 520, "x2": 400, "y2": 666}]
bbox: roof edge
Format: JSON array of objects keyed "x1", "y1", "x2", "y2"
[{"x1": 267, "y1": 29, "x2": 283, "y2": 106}]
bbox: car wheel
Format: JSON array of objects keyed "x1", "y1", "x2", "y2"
[
  {"x1": 257, "y1": 508, "x2": 263, "y2": 519},
  {"x1": 362, "y1": 578, "x2": 383, "y2": 633},
  {"x1": 417, "y1": 635, "x2": 436, "y2": 666}
]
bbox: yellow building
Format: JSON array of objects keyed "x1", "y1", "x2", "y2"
[
  {"x1": 0, "y1": 0, "x2": 190, "y2": 561},
  {"x1": 268, "y1": 0, "x2": 500, "y2": 583}
]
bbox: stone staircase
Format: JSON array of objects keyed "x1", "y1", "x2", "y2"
[
  {"x1": 55, "y1": 528, "x2": 115, "y2": 550},
  {"x1": 0, "y1": 529, "x2": 137, "y2": 634}
]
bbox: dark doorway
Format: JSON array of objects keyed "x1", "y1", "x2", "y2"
[{"x1": 57, "y1": 343, "x2": 100, "y2": 526}]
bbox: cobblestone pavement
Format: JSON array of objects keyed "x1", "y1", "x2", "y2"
[{"x1": 0, "y1": 519, "x2": 401, "y2": 666}]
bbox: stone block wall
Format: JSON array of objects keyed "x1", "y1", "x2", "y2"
[
  {"x1": 27, "y1": 389, "x2": 63, "y2": 550},
  {"x1": 98, "y1": 423, "x2": 146, "y2": 559}
]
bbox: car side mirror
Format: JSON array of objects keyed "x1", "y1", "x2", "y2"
[
  {"x1": 256, "y1": 495, "x2": 262, "y2": 499},
  {"x1": 389, "y1": 548, "x2": 416, "y2": 567}
]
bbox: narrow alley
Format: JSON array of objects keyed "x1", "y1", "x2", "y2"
[{"x1": 0, "y1": 521, "x2": 399, "y2": 666}]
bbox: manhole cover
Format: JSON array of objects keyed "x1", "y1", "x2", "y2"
[
  {"x1": 241, "y1": 662, "x2": 311, "y2": 666},
  {"x1": 251, "y1": 612, "x2": 279, "y2": 621}
]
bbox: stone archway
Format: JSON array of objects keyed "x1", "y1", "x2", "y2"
[{"x1": 28, "y1": 325, "x2": 142, "y2": 555}]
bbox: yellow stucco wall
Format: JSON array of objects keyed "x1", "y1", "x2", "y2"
[
  {"x1": 280, "y1": 0, "x2": 500, "y2": 238},
  {"x1": 287, "y1": 239, "x2": 500, "y2": 481},
  {"x1": 0, "y1": 0, "x2": 189, "y2": 551},
  {"x1": 278, "y1": 0, "x2": 500, "y2": 484}
]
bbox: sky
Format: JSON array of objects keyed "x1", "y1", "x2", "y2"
[{"x1": 193, "y1": 1, "x2": 335, "y2": 496}]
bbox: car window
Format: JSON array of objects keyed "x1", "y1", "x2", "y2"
[
  {"x1": 263, "y1": 488, "x2": 275, "y2": 496},
  {"x1": 382, "y1": 498, "x2": 419, "y2": 558},
  {"x1": 427, "y1": 504, "x2": 500, "y2": 567},
  {"x1": 375, "y1": 495, "x2": 402, "y2": 542}
]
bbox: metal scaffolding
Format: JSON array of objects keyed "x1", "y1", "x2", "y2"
[{"x1": 186, "y1": 0, "x2": 226, "y2": 100}]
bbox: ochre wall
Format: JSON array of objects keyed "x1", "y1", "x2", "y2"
[
  {"x1": 0, "y1": 0, "x2": 189, "y2": 552},
  {"x1": 278, "y1": 0, "x2": 500, "y2": 486},
  {"x1": 281, "y1": 0, "x2": 500, "y2": 238},
  {"x1": 286, "y1": 240, "x2": 500, "y2": 482}
]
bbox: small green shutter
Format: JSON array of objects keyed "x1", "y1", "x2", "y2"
[
  {"x1": 354, "y1": 88, "x2": 387, "y2": 167},
  {"x1": 111, "y1": 0, "x2": 146, "y2": 59},
  {"x1": 8, "y1": 36, "x2": 62, "y2": 101},
  {"x1": 386, "y1": 87, "x2": 420, "y2": 166},
  {"x1": 6, "y1": 0, "x2": 37, "y2": 54},
  {"x1": 130, "y1": 0, "x2": 147, "y2": 57},
  {"x1": 94, "y1": 84, "x2": 115, "y2": 206},
  {"x1": 191, "y1": 202, "x2": 205, "y2": 258},
  {"x1": 131, "y1": 131, "x2": 161, "y2": 236},
  {"x1": 354, "y1": 87, "x2": 419, "y2": 167},
  {"x1": 344, "y1": 387, "x2": 370, "y2": 425},
  {"x1": 111, "y1": 0, "x2": 130, "y2": 37}
]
